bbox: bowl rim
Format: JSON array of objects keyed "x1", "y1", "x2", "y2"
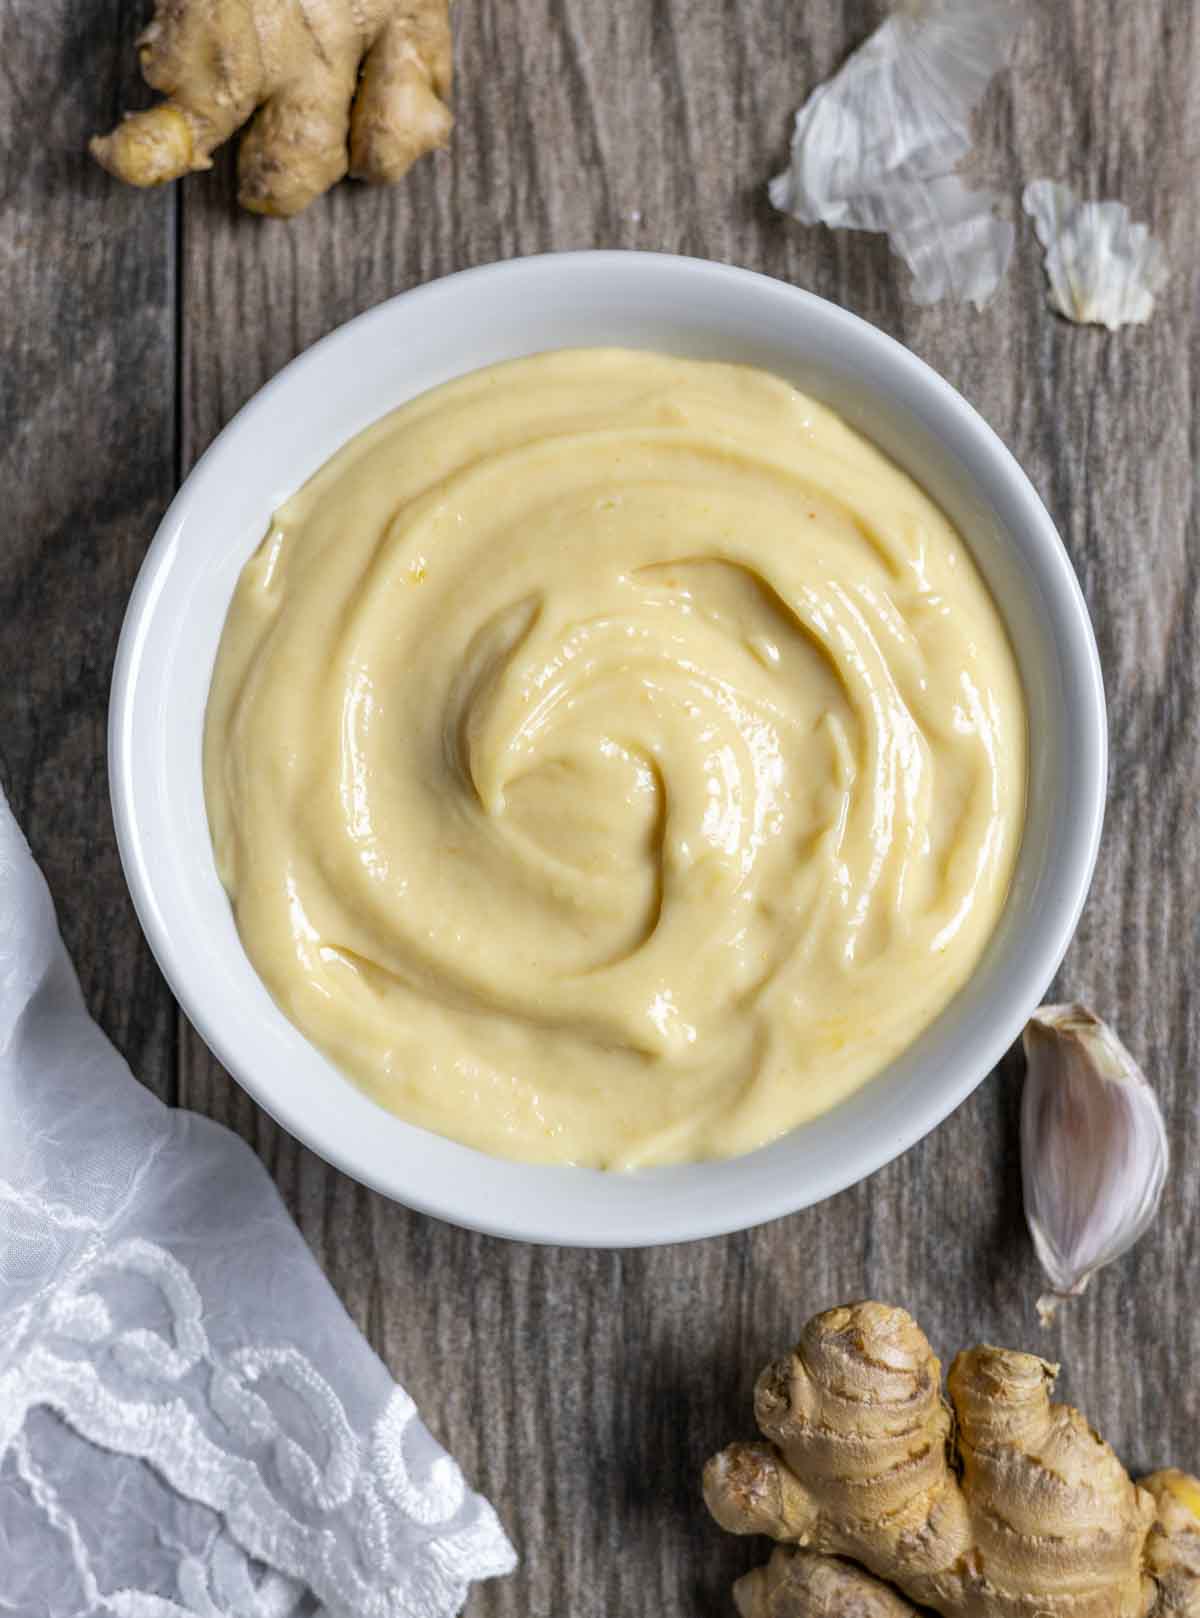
[{"x1": 109, "y1": 249, "x2": 1107, "y2": 1246}]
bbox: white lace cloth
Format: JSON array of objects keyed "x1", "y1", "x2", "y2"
[{"x1": 0, "y1": 793, "x2": 516, "y2": 1617}]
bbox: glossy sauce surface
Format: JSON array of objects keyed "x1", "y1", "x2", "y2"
[{"x1": 204, "y1": 351, "x2": 1026, "y2": 1167}]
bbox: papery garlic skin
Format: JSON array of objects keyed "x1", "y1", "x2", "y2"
[
  {"x1": 1021, "y1": 1004, "x2": 1168, "y2": 1303},
  {"x1": 768, "y1": 0, "x2": 1022, "y2": 308},
  {"x1": 1022, "y1": 180, "x2": 1169, "y2": 330}
]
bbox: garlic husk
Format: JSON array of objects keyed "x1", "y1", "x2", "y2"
[
  {"x1": 1022, "y1": 180, "x2": 1169, "y2": 330},
  {"x1": 1021, "y1": 1005, "x2": 1168, "y2": 1310},
  {"x1": 768, "y1": 0, "x2": 1022, "y2": 308}
]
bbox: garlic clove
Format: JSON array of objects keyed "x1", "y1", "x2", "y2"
[{"x1": 1021, "y1": 1004, "x2": 1168, "y2": 1312}]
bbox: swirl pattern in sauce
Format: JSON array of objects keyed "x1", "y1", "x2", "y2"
[{"x1": 204, "y1": 350, "x2": 1026, "y2": 1167}]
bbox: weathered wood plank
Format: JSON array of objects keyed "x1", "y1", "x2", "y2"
[
  {"x1": 0, "y1": 0, "x2": 177, "y2": 1094},
  {"x1": 160, "y1": 0, "x2": 1200, "y2": 1610}
]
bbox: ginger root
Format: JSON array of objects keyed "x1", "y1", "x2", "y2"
[
  {"x1": 734, "y1": 1548, "x2": 923, "y2": 1617},
  {"x1": 1144, "y1": 1474, "x2": 1200, "y2": 1616},
  {"x1": 705, "y1": 1302, "x2": 1200, "y2": 1618},
  {"x1": 91, "y1": 0, "x2": 453, "y2": 216}
]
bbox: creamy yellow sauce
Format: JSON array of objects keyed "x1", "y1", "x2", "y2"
[{"x1": 204, "y1": 350, "x2": 1026, "y2": 1168}]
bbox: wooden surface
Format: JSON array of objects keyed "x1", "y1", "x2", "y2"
[{"x1": 3, "y1": 1, "x2": 1198, "y2": 1610}]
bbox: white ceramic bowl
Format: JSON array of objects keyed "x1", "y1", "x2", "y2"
[{"x1": 110, "y1": 252, "x2": 1106, "y2": 1247}]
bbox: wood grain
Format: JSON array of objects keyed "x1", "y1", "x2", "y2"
[
  {"x1": 0, "y1": 0, "x2": 177, "y2": 1094},
  {"x1": 7, "y1": 0, "x2": 1200, "y2": 1612}
]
